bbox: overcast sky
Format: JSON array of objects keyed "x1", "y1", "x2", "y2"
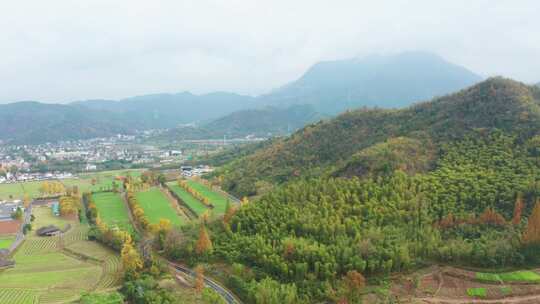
[{"x1": 0, "y1": 0, "x2": 538, "y2": 103}]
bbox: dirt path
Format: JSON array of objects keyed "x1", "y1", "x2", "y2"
[{"x1": 416, "y1": 294, "x2": 540, "y2": 303}]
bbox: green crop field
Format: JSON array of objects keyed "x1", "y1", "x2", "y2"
[
  {"x1": 476, "y1": 270, "x2": 540, "y2": 283},
  {"x1": 0, "y1": 181, "x2": 43, "y2": 200},
  {"x1": 63, "y1": 169, "x2": 143, "y2": 193},
  {"x1": 0, "y1": 205, "x2": 121, "y2": 303},
  {"x1": 135, "y1": 187, "x2": 184, "y2": 226},
  {"x1": 167, "y1": 182, "x2": 209, "y2": 216},
  {"x1": 0, "y1": 169, "x2": 144, "y2": 200},
  {"x1": 187, "y1": 180, "x2": 231, "y2": 215},
  {"x1": 0, "y1": 236, "x2": 15, "y2": 249},
  {"x1": 467, "y1": 287, "x2": 487, "y2": 298},
  {"x1": 92, "y1": 192, "x2": 133, "y2": 232}
]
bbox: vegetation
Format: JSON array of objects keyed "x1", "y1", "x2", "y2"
[
  {"x1": 186, "y1": 179, "x2": 230, "y2": 215},
  {"x1": 467, "y1": 287, "x2": 487, "y2": 298},
  {"x1": 167, "y1": 182, "x2": 209, "y2": 216},
  {"x1": 476, "y1": 271, "x2": 540, "y2": 283},
  {"x1": 91, "y1": 192, "x2": 134, "y2": 232},
  {"x1": 135, "y1": 187, "x2": 184, "y2": 226},
  {"x1": 0, "y1": 236, "x2": 15, "y2": 249},
  {"x1": 0, "y1": 206, "x2": 120, "y2": 303},
  {"x1": 161, "y1": 79, "x2": 540, "y2": 303}
]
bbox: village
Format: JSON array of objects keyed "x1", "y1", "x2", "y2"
[{"x1": 0, "y1": 132, "x2": 230, "y2": 180}]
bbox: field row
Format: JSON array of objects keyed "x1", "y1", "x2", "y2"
[
  {"x1": 166, "y1": 180, "x2": 232, "y2": 218},
  {"x1": 135, "y1": 187, "x2": 185, "y2": 226},
  {"x1": 91, "y1": 192, "x2": 134, "y2": 233}
]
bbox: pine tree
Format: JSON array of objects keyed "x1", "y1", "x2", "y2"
[
  {"x1": 523, "y1": 200, "x2": 540, "y2": 244},
  {"x1": 195, "y1": 224, "x2": 213, "y2": 255}
]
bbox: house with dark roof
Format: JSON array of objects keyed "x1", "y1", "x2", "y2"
[{"x1": 36, "y1": 225, "x2": 61, "y2": 237}]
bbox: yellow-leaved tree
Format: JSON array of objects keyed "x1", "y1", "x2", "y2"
[
  {"x1": 195, "y1": 223, "x2": 213, "y2": 255},
  {"x1": 121, "y1": 239, "x2": 143, "y2": 278}
]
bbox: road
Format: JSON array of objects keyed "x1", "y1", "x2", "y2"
[{"x1": 170, "y1": 262, "x2": 241, "y2": 304}]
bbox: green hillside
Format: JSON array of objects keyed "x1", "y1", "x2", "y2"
[
  {"x1": 214, "y1": 77, "x2": 540, "y2": 197},
  {"x1": 169, "y1": 78, "x2": 540, "y2": 302}
]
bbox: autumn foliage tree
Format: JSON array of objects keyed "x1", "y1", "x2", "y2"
[
  {"x1": 337, "y1": 271, "x2": 366, "y2": 304},
  {"x1": 512, "y1": 193, "x2": 524, "y2": 225},
  {"x1": 177, "y1": 179, "x2": 212, "y2": 207},
  {"x1": 195, "y1": 224, "x2": 213, "y2": 255},
  {"x1": 194, "y1": 265, "x2": 205, "y2": 293},
  {"x1": 523, "y1": 200, "x2": 540, "y2": 245},
  {"x1": 121, "y1": 238, "x2": 143, "y2": 278},
  {"x1": 478, "y1": 207, "x2": 506, "y2": 227}
]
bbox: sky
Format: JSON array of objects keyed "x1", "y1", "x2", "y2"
[{"x1": 0, "y1": 0, "x2": 539, "y2": 103}]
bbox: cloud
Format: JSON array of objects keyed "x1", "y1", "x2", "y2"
[{"x1": 0, "y1": 0, "x2": 538, "y2": 103}]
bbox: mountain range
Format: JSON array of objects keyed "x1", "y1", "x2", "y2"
[{"x1": 0, "y1": 52, "x2": 482, "y2": 144}]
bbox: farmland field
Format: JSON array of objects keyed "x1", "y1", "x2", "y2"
[
  {"x1": 0, "y1": 236, "x2": 15, "y2": 249},
  {"x1": 467, "y1": 287, "x2": 487, "y2": 298},
  {"x1": 0, "y1": 205, "x2": 121, "y2": 303},
  {"x1": 476, "y1": 270, "x2": 540, "y2": 283},
  {"x1": 0, "y1": 169, "x2": 143, "y2": 200},
  {"x1": 91, "y1": 192, "x2": 133, "y2": 232},
  {"x1": 167, "y1": 182, "x2": 209, "y2": 216},
  {"x1": 63, "y1": 169, "x2": 143, "y2": 193},
  {"x1": 135, "y1": 187, "x2": 184, "y2": 226},
  {"x1": 186, "y1": 180, "x2": 230, "y2": 215},
  {"x1": 0, "y1": 181, "x2": 43, "y2": 200}
]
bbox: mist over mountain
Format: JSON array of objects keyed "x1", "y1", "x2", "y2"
[
  {"x1": 0, "y1": 52, "x2": 483, "y2": 144},
  {"x1": 73, "y1": 92, "x2": 256, "y2": 128},
  {"x1": 260, "y1": 51, "x2": 482, "y2": 114},
  {"x1": 156, "y1": 104, "x2": 324, "y2": 141}
]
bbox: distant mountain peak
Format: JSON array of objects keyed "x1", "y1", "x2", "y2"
[{"x1": 261, "y1": 51, "x2": 482, "y2": 114}]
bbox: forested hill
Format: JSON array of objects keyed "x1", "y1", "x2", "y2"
[
  {"x1": 156, "y1": 104, "x2": 324, "y2": 141},
  {"x1": 213, "y1": 77, "x2": 540, "y2": 197},
  {"x1": 73, "y1": 92, "x2": 256, "y2": 127},
  {"x1": 179, "y1": 77, "x2": 540, "y2": 303},
  {"x1": 0, "y1": 102, "x2": 132, "y2": 144},
  {"x1": 0, "y1": 92, "x2": 256, "y2": 144},
  {"x1": 259, "y1": 51, "x2": 482, "y2": 114}
]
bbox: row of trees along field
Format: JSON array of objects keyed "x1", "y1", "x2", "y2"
[
  {"x1": 161, "y1": 130, "x2": 540, "y2": 303},
  {"x1": 84, "y1": 190, "x2": 191, "y2": 303},
  {"x1": 177, "y1": 179, "x2": 212, "y2": 207}
]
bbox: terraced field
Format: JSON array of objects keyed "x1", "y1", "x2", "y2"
[
  {"x1": 0, "y1": 205, "x2": 121, "y2": 303},
  {"x1": 167, "y1": 182, "x2": 209, "y2": 216},
  {"x1": 135, "y1": 187, "x2": 185, "y2": 226},
  {"x1": 0, "y1": 289, "x2": 37, "y2": 304}
]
